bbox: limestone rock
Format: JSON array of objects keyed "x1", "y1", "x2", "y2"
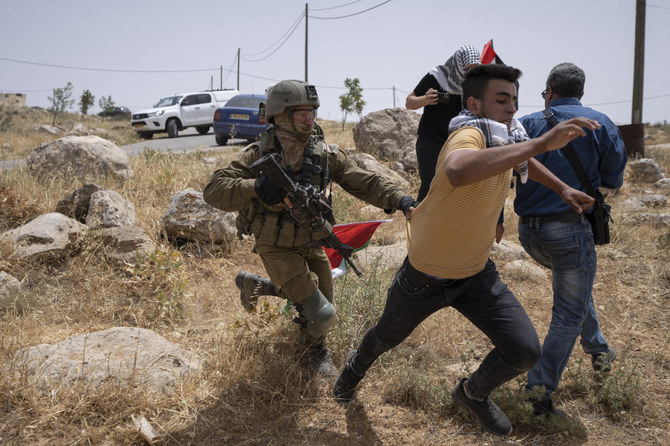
[{"x1": 27, "y1": 135, "x2": 133, "y2": 180}]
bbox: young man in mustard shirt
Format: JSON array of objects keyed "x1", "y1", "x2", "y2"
[{"x1": 333, "y1": 64, "x2": 600, "y2": 436}]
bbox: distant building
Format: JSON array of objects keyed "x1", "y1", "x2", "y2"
[{"x1": 0, "y1": 93, "x2": 26, "y2": 106}]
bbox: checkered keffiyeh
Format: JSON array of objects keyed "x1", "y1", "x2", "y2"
[
  {"x1": 448, "y1": 109, "x2": 529, "y2": 183},
  {"x1": 430, "y1": 45, "x2": 481, "y2": 94}
]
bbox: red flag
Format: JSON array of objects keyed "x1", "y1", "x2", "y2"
[
  {"x1": 324, "y1": 220, "x2": 390, "y2": 277},
  {"x1": 481, "y1": 39, "x2": 505, "y2": 65}
]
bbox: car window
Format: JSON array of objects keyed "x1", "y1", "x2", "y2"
[
  {"x1": 225, "y1": 96, "x2": 266, "y2": 108},
  {"x1": 198, "y1": 94, "x2": 212, "y2": 104},
  {"x1": 154, "y1": 96, "x2": 182, "y2": 107},
  {"x1": 182, "y1": 95, "x2": 201, "y2": 106}
]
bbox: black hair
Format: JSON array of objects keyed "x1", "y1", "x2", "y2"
[
  {"x1": 462, "y1": 64, "x2": 522, "y2": 105},
  {"x1": 546, "y1": 63, "x2": 585, "y2": 99}
]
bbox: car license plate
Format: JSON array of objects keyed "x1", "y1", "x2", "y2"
[
  {"x1": 133, "y1": 123, "x2": 144, "y2": 128},
  {"x1": 230, "y1": 114, "x2": 249, "y2": 121}
]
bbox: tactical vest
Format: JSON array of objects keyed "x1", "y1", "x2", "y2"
[{"x1": 236, "y1": 129, "x2": 335, "y2": 248}]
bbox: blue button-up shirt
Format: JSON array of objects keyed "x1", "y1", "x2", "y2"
[{"x1": 514, "y1": 97, "x2": 627, "y2": 216}]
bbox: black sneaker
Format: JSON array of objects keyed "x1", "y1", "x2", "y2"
[
  {"x1": 592, "y1": 347, "x2": 617, "y2": 373},
  {"x1": 307, "y1": 344, "x2": 338, "y2": 378},
  {"x1": 451, "y1": 378, "x2": 512, "y2": 436},
  {"x1": 531, "y1": 397, "x2": 567, "y2": 419},
  {"x1": 333, "y1": 349, "x2": 364, "y2": 402}
]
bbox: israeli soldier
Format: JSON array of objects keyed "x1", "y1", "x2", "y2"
[{"x1": 203, "y1": 79, "x2": 417, "y2": 377}]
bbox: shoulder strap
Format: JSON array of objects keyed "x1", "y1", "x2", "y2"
[{"x1": 542, "y1": 108, "x2": 597, "y2": 198}]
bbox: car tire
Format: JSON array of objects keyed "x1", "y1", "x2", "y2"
[
  {"x1": 196, "y1": 125, "x2": 210, "y2": 135},
  {"x1": 215, "y1": 134, "x2": 228, "y2": 146},
  {"x1": 167, "y1": 119, "x2": 179, "y2": 138},
  {"x1": 140, "y1": 133, "x2": 153, "y2": 140}
]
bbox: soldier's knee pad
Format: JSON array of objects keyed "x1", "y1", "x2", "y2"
[{"x1": 299, "y1": 289, "x2": 336, "y2": 339}]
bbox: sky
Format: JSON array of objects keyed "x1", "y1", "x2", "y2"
[{"x1": 1, "y1": 0, "x2": 668, "y2": 126}]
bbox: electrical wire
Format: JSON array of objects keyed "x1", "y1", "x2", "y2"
[
  {"x1": 311, "y1": 0, "x2": 364, "y2": 11},
  {"x1": 241, "y1": 11, "x2": 305, "y2": 59},
  {"x1": 309, "y1": 0, "x2": 391, "y2": 19},
  {"x1": 221, "y1": 53, "x2": 237, "y2": 84},
  {"x1": 240, "y1": 13, "x2": 305, "y2": 63},
  {"x1": 0, "y1": 56, "x2": 218, "y2": 73}
]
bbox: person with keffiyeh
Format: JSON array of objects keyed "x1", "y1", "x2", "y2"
[
  {"x1": 406, "y1": 44, "x2": 480, "y2": 201},
  {"x1": 334, "y1": 64, "x2": 599, "y2": 437}
]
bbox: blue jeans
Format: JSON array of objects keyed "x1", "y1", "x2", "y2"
[
  {"x1": 350, "y1": 258, "x2": 541, "y2": 399},
  {"x1": 518, "y1": 216, "x2": 609, "y2": 398}
]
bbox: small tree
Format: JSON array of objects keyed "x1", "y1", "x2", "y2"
[
  {"x1": 339, "y1": 78, "x2": 366, "y2": 129},
  {"x1": 98, "y1": 95, "x2": 116, "y2": 115},
  {"x1": 79, "y1": 89, "x2": 95, "y2": 115},
  {"x1": 48, "y1": 82, "x2": 74, "y2": 126}
]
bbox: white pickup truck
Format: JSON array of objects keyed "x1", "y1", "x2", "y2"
[{"x1": 131, "y1": 89, "x2": 239, "y2": 139}]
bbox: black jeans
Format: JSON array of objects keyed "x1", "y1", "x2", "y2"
[{"x1": 352, "y1": 258, "x2": 541, "y2": 398}]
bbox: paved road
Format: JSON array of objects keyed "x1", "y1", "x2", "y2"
[
  {"x1": 0, "y1": 128, "x2": 247, "y2": 169},
  {"x1": 121, "y1": 128, "x2": 247, "y2": 155}
]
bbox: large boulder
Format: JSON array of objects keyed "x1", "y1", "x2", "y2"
[
  {"x1": 13, "y1": 327, "x2": 202, "y2": 391},
  {"x1": 0, "y1": 271, "x2": 21, "y2": 307},
  {"x1": 628, "y1": 158, "x2": 664, "y2": 183},
  {"x1": 0, "y1": 212, "x2": 89, "y2": 261},
  {"x1": 27, "y1": 135, "x2": 133, "y2": 180},
  {"x1": 353, "y1": 108, "x2": 420, "y2": 164},
  {"x1": 85, "y1": 189, "x2": 136, "y2": 228},
  {"x1": 160, "y1": 189, "x2": 237, "y2": 244},
  {"x1": 55, "y1": 183, "x2": 106, "y2": 223},
  {"x1": 349, "y1": 153, "x2": 410, "y2": 190},
  {"x1": 96, "y1": 226, "x2": 156, "y2": 263}
]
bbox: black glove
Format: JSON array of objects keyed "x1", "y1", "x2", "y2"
[
  {"x1": 398, "y1": 195, "x2": 420, "y2": 214},
  {"x1": 321, "y1": 232, "x2": 354, "y2": 258},
  {"x1": 254, "y1": 176, "x2": 285, "y2": 206},
  {"x1": 337, "y1": 242, "x2": 355, "y2": 258}
]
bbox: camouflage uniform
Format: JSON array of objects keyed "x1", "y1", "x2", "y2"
[{"x1": 203, "y1": 80, "x2": 411, "y2": 376}]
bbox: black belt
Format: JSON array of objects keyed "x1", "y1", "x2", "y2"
[
  {"x1": 402, "y1": 258, "x2": 460, "y2": 288},
  {"x1": 519, "y1": 211, "x2": 582, "y2": 226}
]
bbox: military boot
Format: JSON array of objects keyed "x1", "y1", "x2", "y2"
[
  {"x1": 306, "y1": 343, "x2": 338, "y2": 378},
  {"x1": 235, "y1": 270, "x2": 277, "y2": 311}
]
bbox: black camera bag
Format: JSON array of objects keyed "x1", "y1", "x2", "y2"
[{"x1": 542, "y1": 109, "x2": 612, "y2": 245}]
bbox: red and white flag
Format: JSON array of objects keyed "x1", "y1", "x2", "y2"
[
  {"x1": 324, "y1": 220, "x2": 391, "y2": 278},
  {"x1": 481, "y1": 39, "x2": 505, "y2": 65}
]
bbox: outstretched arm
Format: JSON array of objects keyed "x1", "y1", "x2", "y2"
[{"x1": 446, "y1": 117, "x2": 601, "y2": 187}]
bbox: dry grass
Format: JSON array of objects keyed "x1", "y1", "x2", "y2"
[{"x1": 0, "y1": 108, "x2": 669, "y2": 445}]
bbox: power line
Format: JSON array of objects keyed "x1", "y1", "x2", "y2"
[
  {"x1": 309, "y1": 0, "x2": 392, "y2": 19},
  {"x1": 311, "y1": 0, "x2": 364, "y2": 11},
  {"x1": 241, "y1": 11, "x2": 305, "y2": 58},
  {"x1": 519, "y1": 92, "x2": 670, "y2": 109},
  {"x1": 587, "y1": 92, "x2": 670, "y2": 106},
  {"x1": 240, "y1": 12, "x2": 305, "y2": 62},
  {"x1": 648, "y1": 3, "x2": 670, "y2": 10},
  {"x1": 0, "y1": 56, "x2": 218, "y2": 73},
  {"x1": 221, "y1": 53, "x2": 237, "y2": 84}
]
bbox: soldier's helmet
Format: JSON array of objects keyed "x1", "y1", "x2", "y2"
[{"x1": 261, "y1": 80, "x2": 319, "y2": 122}]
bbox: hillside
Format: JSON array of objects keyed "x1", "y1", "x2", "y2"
[{"x1": 0, "y1": 105, "x2": 669, "y2": 445}]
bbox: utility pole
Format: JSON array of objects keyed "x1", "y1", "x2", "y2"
[
  {"x1": 237, "y1": 48, "x2": 241, "y2": 91},
  {"x1": 393, "y1": 86, "x2": 396, "y2": 108},
  {"x1": 220, "y1": 66, "x2": 222, "y2": 90},
  {"x1": 305, "y1": 3, "x2": 309, "y2": 82},
  {"x1": 632, "y1": 0, "x2": 645, "y2": 124}
]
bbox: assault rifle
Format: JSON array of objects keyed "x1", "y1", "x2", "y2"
[{"x1": 250, "y1": 153, "x2": 362, "y2": 277}]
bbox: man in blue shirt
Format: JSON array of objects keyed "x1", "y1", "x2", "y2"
[{"x1": 514, "y1": 63, "x2": 627, "y2": 418}]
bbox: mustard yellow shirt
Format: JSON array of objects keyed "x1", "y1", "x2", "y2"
[{"x1": 407, "y1": 126, "x2": 512, "y2": 279}]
